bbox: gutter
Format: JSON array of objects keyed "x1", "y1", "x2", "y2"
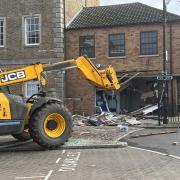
[{"x1": 66, "y1": 20, "x2": 180, "y2": 31}]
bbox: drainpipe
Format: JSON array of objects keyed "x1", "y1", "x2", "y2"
[
  {"x1": 63, "y1": 0, "x2": 66, "y2": 60},
  {"x1": 63, "y1": 0, "x2": 67, "y2": 100},
  {"x1": 170, "y1": 24, "x2": 173, "y2": 75},
  {"x1": 163, "y1": 0, "x2": 167, "y2": 74}
]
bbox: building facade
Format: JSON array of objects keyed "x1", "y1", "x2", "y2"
[
  {"x1": 65, "y1": 3, "x2": 180, "y2": 115},
  {"x1": 65, "y1": 0, "x2": 100, "y2": 24},
  {"x1": 0, "y1": 0, "x2": 99, "y2": 100}
]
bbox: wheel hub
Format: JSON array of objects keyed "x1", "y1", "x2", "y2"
[
  {"x1": 47, "y1": 120, "x2": 57, "y2": 131},
  {"x1": 44, "y1": 113, "x2": 66, "y2": 138}
]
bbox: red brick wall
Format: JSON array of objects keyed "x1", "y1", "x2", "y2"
[
  {"x1": 172, "y1": 23, "x2": 180, "y2": 74},
  {"x1": 65, "y1": 23, "x2": 180, "y2": 115},
  {"x1": 65, "y1": 68, "x2": 95, "y2": 115},
  {"x1": 65, "y1": 24, "x2": 166, "y2": 73}
]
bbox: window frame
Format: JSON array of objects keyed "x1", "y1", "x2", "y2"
[
  {"x1": 0, "y1": 17, "x2": 6, "y2": 48},
  {"x1": 140, "y1": 31, "x2": 158, "y2": 56},
  {"x1": 24, "y1": 81, "x2": 40, "y2": 98},
  {"x1": 79, "y1": 35, "x2": 95, "y2": 59},
  {"x1": 24, "y1": 15, "x2": 41, "y2": 47},
  {"x1": 109, "y1": 33, "x2": 126, "y2": 57}
]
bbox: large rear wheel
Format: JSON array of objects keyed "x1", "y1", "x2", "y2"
[{"x1": 29, "y1": 103, "x2": 73, "y2": 149}]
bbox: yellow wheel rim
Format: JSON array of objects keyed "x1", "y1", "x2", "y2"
[
  {"x1": 24, "y1": 128, "x2": 29, "y2": 133},
  {"x1": 44, "y1": 113, "x2": 66, "y2": 138}
]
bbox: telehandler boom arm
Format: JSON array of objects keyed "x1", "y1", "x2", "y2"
[{"x1": 0, "y1": 56, "x2": 120, "y2": 90}]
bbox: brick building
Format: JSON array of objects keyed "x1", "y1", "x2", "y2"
[
  {"x1": 65, "y1": 0, "x2": 100, "y2": 24},
  {"x1": 0, "y1": 0, "x2": 99, "y2": 99},
  {"x1": 65, "y1": 3, "x2": 180, "y2": 115}
]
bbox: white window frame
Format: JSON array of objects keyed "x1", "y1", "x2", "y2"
[
  {"x1": 0, "y1": 17, "x2": 6, "y2": 48},
  {"x1": 24, "y1": 15, "x2": 41, "y2": 46},
  {"x1": 24, "y1": 81, "x2": 40, "y2": 98}
]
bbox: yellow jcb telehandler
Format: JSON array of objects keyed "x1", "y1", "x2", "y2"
[{"x1": 0, "y1": 56, "x2": 120, "y2": 149}]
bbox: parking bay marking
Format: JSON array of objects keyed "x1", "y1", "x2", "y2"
[
  {"x1": 14, "y1": 170, "x2": 53, "y2": 180},
  {"x1": 62, "y1": 150, "x2": 66, "y2": 154},
  {"x1": 44, "y1": 170, "x2": 53, "y2": 180},
  {"x1": 56, "y1": 157, "x2": 61, "y2": 164},
  {"x1": 15, "y1": 176, "x2": 45, "y2": 179},
  {"x1": 15, "y1": 150, "x2": 79, "y2": 179},
  {"x1": 59, "y1": 151, "x2": 81, "y2": 172}
]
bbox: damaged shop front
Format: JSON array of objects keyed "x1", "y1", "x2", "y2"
[{"x1": 96, "y1": 77, "x2": 159, "y2": 115}]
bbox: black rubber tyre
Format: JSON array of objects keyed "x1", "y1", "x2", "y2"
[
  {"x1": 12, "y1": 131, "x2": 31, "y2": 141},
  {"x1": 29, "y1": 103, "x2": 73, "y2": 149}
]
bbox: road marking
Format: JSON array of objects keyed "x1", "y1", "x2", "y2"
[
  {"x1": 15, "y1": 170, "x2": 53, "y2": 180},
  {"x1": 56, "y1": 157, "x2": 61, "y2": 164},
  {"x1": 59, "y1": 152, "x2": 81, "y2": 172},
  {"x1": 15, "y1": 176, "x2": 45, "y2": 179},
  {"x1": 62, "y1": 150, "x2": 66, "y2": 154},
  {"x1": 168, "y1": 155, "x2": 180, "y2": 160},
  {"x1": 44, "y1": 170, "x2": 53, "y2": 180},
  {"x1": 129, "y1": 146, "x2": 180, "y2": 160},
  {"x1": 117, "y1": 128, "x2": 144, "y2": 141}
]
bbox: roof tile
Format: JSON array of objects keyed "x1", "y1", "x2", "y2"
[{"x1": 67, "y1": 2, "x2": 180, "y2": 30}]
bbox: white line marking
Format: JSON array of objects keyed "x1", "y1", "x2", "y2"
[
  {"x1": 58, "y1": 152, "x2": 81, "y2": 172},
  {"x1": 56, "y1": 158, "x2": 61, "y2": 164},
  {"x1": 168, "y1": 155, "x2": 180, "y2": 160},
  {"x1": 15, "y1": 176, "x2": 45, "y2": 179},
  {"x1": 62, "y1": 150, "x2": 66, "y2": 154},
  {"x1": 15, "y1": 170, "x2": 53, "y2": 180},
  {"x1": 129, "y1": 146, "x2": 180, "y2": 160},
  {"x1": 44, "y1": 170, "x2": 53, "y2": 180},
  {"x1": 117, "y1": 128, "x2": 144, "y2": 141}
]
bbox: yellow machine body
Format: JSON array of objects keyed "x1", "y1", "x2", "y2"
[
  {"x1": 0, "y1": 56, "x2": 120, "y2": 91},
  {"x1": 75, "y1": 56, "x2": 120, "y2": 90},
  {"x1": 0, "y1": 64, "x2": 44, "y2": 87},
  {"x1": 0, "y1": 56, "x2": 120, "y2": 136},
  {"x1": 0, "y1": 93, "x2": 11, "y2": 120},
  {"x1": 0, "y1": 56, "x2": 120, "y2": 121}
]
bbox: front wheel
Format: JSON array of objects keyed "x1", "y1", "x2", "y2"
[{"x1": 29, "y1": 103, "x2": 73, "y2": 149}]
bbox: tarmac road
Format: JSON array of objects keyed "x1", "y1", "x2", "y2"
[
  {"x1": 122, "y1": 128, "x2": 180, "y2": 158},
  {"x1": 0, "y1": 136, "x2": 180, "y2": 180}
]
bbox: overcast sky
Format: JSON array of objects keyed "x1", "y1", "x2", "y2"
[{"x1": 101, "y1": 0, "x2": 180, "y2": 15}]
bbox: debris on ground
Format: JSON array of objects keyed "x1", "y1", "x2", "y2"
[
  {"x1": 70, "y1": 125, "x2": 140, "y2": 142},
  {"x1": 131, "y1": 130, "x2": 177, "y2": 138},
  {"x1": 124, "y1": 117, "x2": 141, "y2": 125},
  {"x1": 172, "y1": 142, "x2": 179, "y2": 146},
  {"x1": 71, "y1": 112, "x2": 143, "y2": 142},
  {"x1": 117, "y1": 125, "x2": 128, "y2": 132},
  {"x1": 129, "y1": 104, "x2": 158, "y2": 117},
  {"x1": 72, "y1": 112, "x2": 141, "y2": 127}
]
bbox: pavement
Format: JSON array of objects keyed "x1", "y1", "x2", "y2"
[
  {"x1": 0, "y1": 145, "x2": 180, "y2": 180},
  {"x1": 1, "y1": 126, "x2": 180, "y2": 179}
]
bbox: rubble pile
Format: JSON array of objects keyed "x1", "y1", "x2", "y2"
[
  {"x1": 129, "y1": 104, "x2": 158, "y2": 117},
  {"x1": 72, "y1": 112, "x2": 141, "y2": 127}
]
